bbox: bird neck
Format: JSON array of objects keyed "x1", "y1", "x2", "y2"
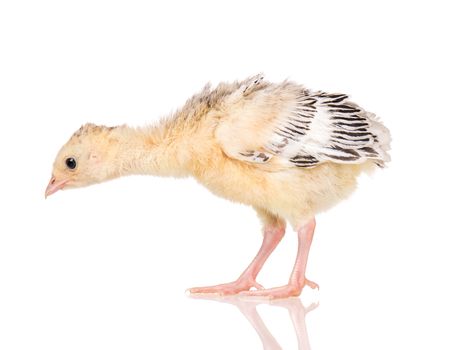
[{"x1": 112, "y1": 123, "x2": 192, "y2": 178}]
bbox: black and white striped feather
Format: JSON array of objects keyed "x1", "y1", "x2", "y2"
[
  {"x1": 219, "y1": 76, "x2": 391, "y2": 169},
  {"x1": 267, "y1": 92, "x2": 390, "y2": 168}
]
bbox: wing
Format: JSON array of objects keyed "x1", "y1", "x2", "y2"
[{"x1": 215, "y1": 76, "x2": 391, "y2": 169}]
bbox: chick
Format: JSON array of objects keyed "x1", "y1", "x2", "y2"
[{"x1": 46, "y1": 74, "x2": 391, "y2": 299}]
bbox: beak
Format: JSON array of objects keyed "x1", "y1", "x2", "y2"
[{"x1": 45, "y1": 176, "x2": 70, "y2": 198}]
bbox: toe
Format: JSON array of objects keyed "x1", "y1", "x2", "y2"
[
  {"x1": 187, "y1": 281, "x2": 252, "y2": 296},
  {"x1": 305, "y1": 279, "x2": 319, "y2": 290},
  {"x1": 240, "y1": 285, "x2": 301, "y2": 299},
  {"x1": 188, "y1": 286, "x2": 229, "y2": 295},
  {"x1": 252, "y1": 281, "x2": 265, "y2": 290}
]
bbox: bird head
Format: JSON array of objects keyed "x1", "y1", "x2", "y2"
[{"x1": 45, "y1": 123, "x2": 120, "y2": 198}]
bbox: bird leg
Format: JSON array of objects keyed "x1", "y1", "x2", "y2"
[
  {"x1": 188, "y1": 224, "x2": 285, "y2": 296},
  {"x1": 240, "y1": 218, "x2": 318, "y2": 299}
]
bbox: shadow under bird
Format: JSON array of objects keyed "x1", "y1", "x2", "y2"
[{"x1": 45, "y1": 74, "x2": 391, "y2": 299}]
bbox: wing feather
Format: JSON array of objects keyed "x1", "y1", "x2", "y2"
[{"x1": 215, "y1": 76, "x2": 391, "y2": 169}]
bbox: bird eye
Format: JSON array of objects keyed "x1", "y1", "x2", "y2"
[{"x1": 65, "y1": 157, "x2": 77, "y2": 170}]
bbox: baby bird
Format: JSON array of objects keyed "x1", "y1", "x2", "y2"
[{"x1": 46, "y1": 74, "x2": 391, "y2": 299}]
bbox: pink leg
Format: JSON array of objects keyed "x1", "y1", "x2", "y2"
[
  {"x1": 241, "y1": 218, "x2": 318, "y2": 299},
  {"x1": 188, "y1": 224, "x2": 285, "y2": 296}
]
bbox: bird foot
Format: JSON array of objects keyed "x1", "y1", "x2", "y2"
[
  {"x1": 188, "y1": 276, "x2": 264, "y2": 296},
  {"x1": 239, "y1": 278, "x2": 319, "y2": 299}
]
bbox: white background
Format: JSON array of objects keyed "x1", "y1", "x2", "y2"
[{"x1": 1, "y1": 1, "x2": 451, "y2": 349}]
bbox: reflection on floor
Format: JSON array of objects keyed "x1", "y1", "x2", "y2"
[{"x1": 190, "y1": 296, "x2": 318, "y2": 350}]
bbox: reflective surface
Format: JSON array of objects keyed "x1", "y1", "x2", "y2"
[{"x1": 190, "y1": 296, "x2": 317, "y2": 350}]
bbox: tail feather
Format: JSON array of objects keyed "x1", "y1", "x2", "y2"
[{"x1": 366, "y1": 112, "x2": 392, "y2": 165}]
